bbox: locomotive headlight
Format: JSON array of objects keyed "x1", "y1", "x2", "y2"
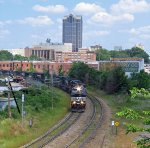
[
  {"x1": 73, "y1": 101, "x2": 76, "y2": 104},
  {"x1": 81, "y1": 101, "x2": 84, "y2": 104},
  {"x1": 77, "y1": 86, "x2": 81, "y2": 91}
]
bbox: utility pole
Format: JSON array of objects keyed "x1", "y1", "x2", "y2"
[
  {"x1": 51, "y1": 67, "x2": 54, "y2": 110},
  {"x1": 22, "y1": 94, "x2": 24, "y2": 127},
  {"x1": 8, "y1": 84, "x2": 12, "y2": 118}
]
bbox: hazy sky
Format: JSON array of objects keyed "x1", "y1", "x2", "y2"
[{"x1": 0, "y1": 0, "x2": 150, "y2": 55}]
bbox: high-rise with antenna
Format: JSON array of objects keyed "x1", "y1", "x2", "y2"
[{"x1": 62, "y1": 14, "x2": 82, "y2": 52}]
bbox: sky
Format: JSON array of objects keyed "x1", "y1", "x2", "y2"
[{"x1": 0, "y1": 0, "x2": 150, "y2": 55}]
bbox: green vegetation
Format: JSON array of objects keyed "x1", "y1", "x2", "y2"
[
  {"x1": 87, "y1": 86, "x2": 150, "y2": 148},
  {"x1": 0, "y1": 85, "x2": 70, "y2": 148},
  {"x1": 96, "y1": 47, "x2": 150, "y2": 63},
  {"x1": 0, "y1": 50, "x2": 41, "y2": 61},
  {"x1": 69, "y1": 61, "x2": 128, "y2": 94},
  {"x1": 0, "y1": 50, "x2": 13, "y2": 61},
  {"x1": 69, "y1": 61, "x2": 150, "y2": 147}
]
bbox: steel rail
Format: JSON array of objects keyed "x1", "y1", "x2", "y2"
[
  {"x1": 64, "y1": 94, "x2": 104, "y2": 148},
  {"x1": 21, "y1": 112, "x2": 81, "y2": 148}
]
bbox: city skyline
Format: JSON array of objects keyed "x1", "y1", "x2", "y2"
[{"x1": 0, "y1": 0, "x2": 150, "y2": 55}]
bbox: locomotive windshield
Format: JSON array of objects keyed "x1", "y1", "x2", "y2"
[{"x1": 71, "y1": 94, "x2": 86, "y2": 97}]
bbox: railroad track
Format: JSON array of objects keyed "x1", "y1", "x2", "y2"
[
  {"x1": 21, "y1": 112, "x2": 81, "y2": 148},
  {"x1": 22, "y1": 95, "x2": 106, "y2": 148},
  {"x1": 65, "y1": 95, "x2": 104, "y2": 148}
]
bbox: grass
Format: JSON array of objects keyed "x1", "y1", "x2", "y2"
[
  {"x1": 0, "y1": 87, "x2": 70, "y2": 148},
  {"x1": 87, "y1": 86, "x2": 150, "y2": 147}
]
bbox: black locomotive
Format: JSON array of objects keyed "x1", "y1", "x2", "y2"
[
  {"x1": 70, "y1": 82, "x2": 86, "y2": 112},
  {"x1": 55, "y1": 77, "x2": 87, "y2": 112}
]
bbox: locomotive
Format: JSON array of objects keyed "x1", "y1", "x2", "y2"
[
  {"x1": 70, "y1": 81, "x2": 86, "y2": 112},
  {"x1": 53, "y1": 76, "x2": 87, "y2": 112}
]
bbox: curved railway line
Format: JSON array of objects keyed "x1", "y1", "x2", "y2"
[
  {"x1": 65, "y1": 95, "x2": 104, "y2": 148},
  {"x1": 21, "y1": 113, "x2": 81, "y2": 148},
  {"x1": 22, "y1": 94, "x2": 109, "y2": 148}
]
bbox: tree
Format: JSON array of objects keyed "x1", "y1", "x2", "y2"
[
  {"x1": 29, "y1": 55, "x2": 41, "y2": 61},
  {"x1": 0, "y1": 50, "x2": 13, "y2": 61},
  {"x1": 110, "y1": 50, "x2": 129, "y2": 58},
  {"x1": 13, "y1": 54, "x2": 27, "y2": 61},
  {"x1": 129, "y1": 70, "x2": 150, "y2": 89},
  {"x1": 68, "y1": 62, "x2": 90, "y2": 82},
  {"x1": 126, "y1": 47, "x2": 150, "y2": 63},
  {"x1": 104, "y1": 67, "x2": 128, "y2": 93},
  {"x1": 96, "y1": 48, "x2": 111, "y2": 61},
  {"x1": 116, "y1": 94, "x2": 150, "y2": 147}
]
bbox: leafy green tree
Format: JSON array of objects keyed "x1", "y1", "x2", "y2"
[
  {"x1": 29, "y1": 55, "x2": 41, "y2": 61},
  {"x1": 0, "y1": 50, "x2": 13, "y2": 61},
  {"x1": 13, "y1": 54, "x2": 28, "y2": 61},
  {"x1": 117, "y1": 109, "x2": 150, "y2": 147},
  {"x1": 116, "y1": 89, "x2": 150, "y2": 147},
  {"x1": 129, "y1": 70, "x2": 150, "y2": 89},
  {"x1": 126, "y1": 47, "x2": 150, "y2": 63},
  {"x1": 104, "y1": 67, "x2": 128, "y2": 93},
  {"x1": 96, "y1": 48, "x2": 111, "y2": 60},
  {"x1": 110, "y1": 50, "x2": 129, "y2": 58},
  {"x1": 68, "y1": 61, "x2": 90, "y2": 82}
]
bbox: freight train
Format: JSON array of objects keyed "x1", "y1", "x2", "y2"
[{"x1": 56, "y1": 77, "x2": 87, "y2": 112}]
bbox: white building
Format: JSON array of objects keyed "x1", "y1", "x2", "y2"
[
  {"x1": 11, "y1": 48, "x2": 25, "y2": 56},
  {"x1": 33, "y1": 42, "x2": 72, "y2": 52}
]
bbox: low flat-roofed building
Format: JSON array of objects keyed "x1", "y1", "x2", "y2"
[
  {"x1": 24, "y1": 43, "x2": 72, "y2": 60},
  {"x1": 99, "y1": 58, "x2": 144, "y2": 77},
  {"x1": 55, "y1": 51, "x2": 96, "y2": 62}
]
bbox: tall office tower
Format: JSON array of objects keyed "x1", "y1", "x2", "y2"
[{"x1": 63, "y1": 14, "x2": 82, "y2": 52}]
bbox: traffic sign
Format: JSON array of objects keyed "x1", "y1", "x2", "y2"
[{"x1": 115, "y1": 121, "x2": 119, "y2": 127}]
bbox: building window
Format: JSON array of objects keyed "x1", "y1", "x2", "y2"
[
  {"x1": 3, "y1": 64, "x2": 5, "y2": 67},
  {"x1": 34, "y1": 65, "x2": 36, "y2": 68},
  {"x1": 38, "y1": 65, "x2": 40, "y2": 68}
]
